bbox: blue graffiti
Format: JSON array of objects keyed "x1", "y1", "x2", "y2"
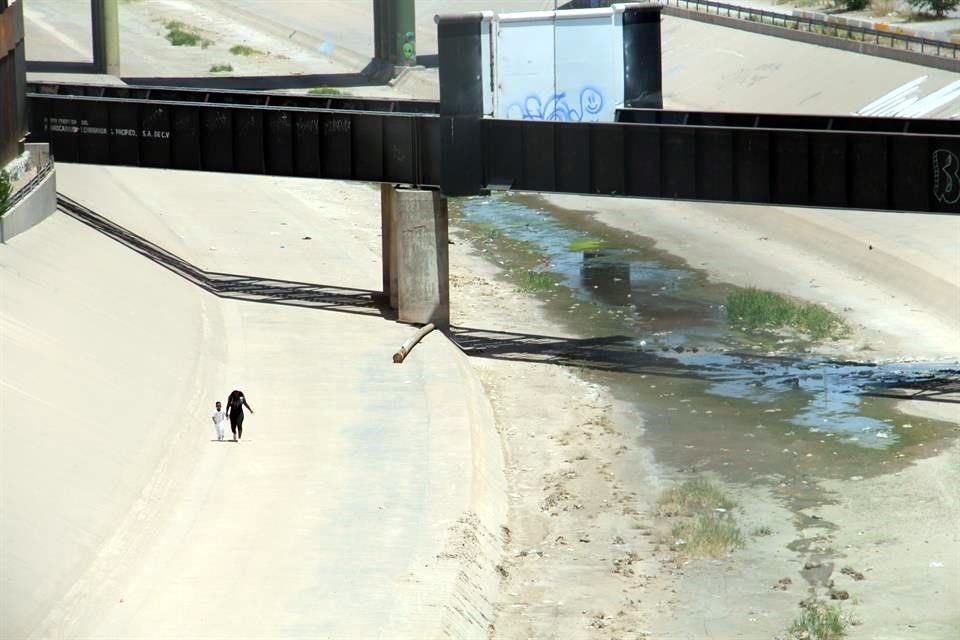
[{"x1": 506, "y1": 87, "x2": 605, "y2": 122}]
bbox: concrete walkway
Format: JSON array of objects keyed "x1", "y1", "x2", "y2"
[{"x1": 0, "y1": 165, "x2": 505, "y2": 639}]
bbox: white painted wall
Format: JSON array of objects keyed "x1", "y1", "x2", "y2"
[{"x1": 486, "y1": 6, "x2": 627, "y2": 122}]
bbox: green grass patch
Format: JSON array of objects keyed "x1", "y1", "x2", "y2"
[
  {"x1": 672, "y1": 513, "x2": 745, "y2": 558},
  {"x1": 209, "y1": 63, "x2": 233, "y2": 73},
  {"x1": 726, "y1": 287, "x2": 846, "y2": 340},
  {"x1": 515, "y1": 269, "x2": 561, "y2": 292},
  {"x1": 308, "y1": 86, "x2": 347, "y2": 96},
  {"x1": 788, "y1": 602, "x2": 849, "y2": 640},
  {"x1": 229, "y1": 44, "x2": 262, "y2": 56},
  {"x1": 470, "y1": 221, "x2": 502, "y2": 240},
  {"x1": 657, "y1": 478, "x2": 735, "y2": 516},
  {"x1": 164, "y1": 20, "x2": 213, "y2": 48},
  {"x1": 568, "y1": 237, "x2": 603, "y2": 252}
]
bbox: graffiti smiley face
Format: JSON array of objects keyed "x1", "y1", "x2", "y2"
[{"x1": 580, "y1": 87, "x2": 604, "y2": 117}]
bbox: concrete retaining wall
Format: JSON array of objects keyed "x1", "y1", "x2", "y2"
[
  {"x1": 793, "y1": 8, "x2": 960, "y2": 46},
  {"x1": 662, "y1": 6, "x2": 960, "y2": 72},
  {"x1": 1, "y1": 160, "x2": 56, "y2": 244}
]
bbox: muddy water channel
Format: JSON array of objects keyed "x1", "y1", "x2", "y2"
[{"x1": 453, "y1": 194, "x2": 959, "y2": 499}]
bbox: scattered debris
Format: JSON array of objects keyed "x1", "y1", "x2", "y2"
[
  {"x1": 773, "y1": 577, "x2": 792, "y2": 591},
  {"x1": 840, "y1": 566, "x2": 865, "y2": 581}
]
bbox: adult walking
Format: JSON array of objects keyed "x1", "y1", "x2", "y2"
[{"x1": 226, "y1": 388, "x2": 254, "y2": 441}]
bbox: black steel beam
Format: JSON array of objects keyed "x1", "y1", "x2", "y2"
[
  {"x1": 27, "y1": 81, "x2": 440, "y2": 115},
  {"x1": 25, "y1": 91, "x2": 960, "y2": 214},
  {"x1": 617, "y1": 107, "x2": 960, "y2": 136},
  {"x1": 28, "y1": 93, "x2": 441, "y2": 185},
  {"x1": 486, "y1": 118, "x2": 960, "y2": 213}
]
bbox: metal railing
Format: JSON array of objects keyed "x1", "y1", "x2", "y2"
[
  {"x1": 661, "y1": 0, "x2": 959, "y2": 59},
  {"x1": 2, "y1": 157, "x2": 54, "y2": 215}
]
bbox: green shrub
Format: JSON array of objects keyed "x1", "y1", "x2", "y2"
[
  {"x1": 842, "y1": 0, "x2": 869, "y2": 10},
  {"x1": 0, "y1": 170, "x2": 12, "y2": 215},
  {"x1": 307, "y1": 87, "x2": 347, "y2": 96},
  {"x1": 904, "y1": 0, "x2": 958, "y2": 17},
  {"x1": 229, "y1": 44, "x2": 262, "y2": 56},
  {"x1": 164, "y1": 21, "x2": 213, "y2": 48}
]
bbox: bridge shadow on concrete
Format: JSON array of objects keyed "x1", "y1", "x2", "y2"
[
  {"x1": 448, "y1": 325, "x2": 705, "y2": 382},
  {"x1": 861, "y1": 376, "x2": 960, "y2": 405},
  {"x1": 121, "y1": 59, "x2": 394, "y2": 91},
  {"x1": 56, "y1": 193, "x2": 390, "y2": 318},
  {"x1": 447, "y1": 326, "x2": 960, "y2": 405},
  {"x1": 56, "y1": 192, "x2": 958, "y2": 404},
  {"x1": 28, "y1": 58, "x2": 395, "y2": 91}
]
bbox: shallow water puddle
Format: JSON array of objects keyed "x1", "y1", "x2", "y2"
[{"x1": 456, "y1": 193, "x2": 959, "y2": 484}]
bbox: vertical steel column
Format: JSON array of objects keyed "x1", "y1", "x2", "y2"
[
  {"x1": 437, "y1": 13, "x2": 484, "y2": 196},
  {"x1": 622, "y1": 3, "x2": 662, "y2": 109},
  {"x1": 373, "y1": 0, "x2": 415, "y2": 66},
  {"x1": 90, "y1": 0, "x2": 119, "y2": 75},
  {"x1": 394, "y1": 0, "x2": 416, "y2": 66},
  {"x1": 373, "y1": 0, "x2": 389, "y2": 63}
]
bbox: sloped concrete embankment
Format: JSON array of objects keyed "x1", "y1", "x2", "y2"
[
  {"x1": 0, "y1": 210, "x2": 220, "y2": 638},
  {"x1": 435, "y1": 335, "x2": 508, "y2": 638}
]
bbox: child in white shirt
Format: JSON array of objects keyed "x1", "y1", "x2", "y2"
[{"x1": 211, "y1": 401, "x2": 226, "y2": 441}]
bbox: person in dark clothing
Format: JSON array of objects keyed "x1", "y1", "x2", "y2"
[{"x1": 225, "y1": 388, "x2": 254, "y2": 441}]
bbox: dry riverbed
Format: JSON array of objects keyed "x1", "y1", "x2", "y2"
[{"x1": 448, "y1": 197, "x2": 960, "y2": 639}]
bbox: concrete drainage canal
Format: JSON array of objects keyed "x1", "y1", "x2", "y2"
[{"x1": 449, "y1": 191, "x2": 959, "y2": 598}]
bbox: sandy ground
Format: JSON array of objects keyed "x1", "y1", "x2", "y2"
[{"x1": 8, "y1": 3, "x2": 960, "y2": 639}]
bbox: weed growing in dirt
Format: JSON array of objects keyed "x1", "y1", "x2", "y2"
[
  {"x1": 752, "y1": 525, "x2": 774, "y2": 536},
  {"x1": 470, "y1": 221, "x2": 502, "y2": 240},
  {"x1": 516, "y1": 269, "x2": 561, "y2": 292},
  {"x1": 672, "y1": 513, "x2": 745, "y2": 558},
  {"x1": 308, "y1": 87, "x2": 347, "y2": 96},
  {"x1": 658, "y1": 479, "x2": 744, "y2": 558},
  {"x1": 725, "y1": 287, "x2": 846, "y2": 340},
  {"x1": 164, "y1": 21, "x2": 213, "y2": 48},
  {"x1": 657, "y1": 478, "x2": 735, "y2": 516},
  {"x1": 229, "y1": 44, "x2": 262, "y2": 56},
  {"x1": 788, "y1": 602, "x2": 848, "y2": 639},
  {"x1": 209, "y1": 63, "x2": 233, "y2": 73}
]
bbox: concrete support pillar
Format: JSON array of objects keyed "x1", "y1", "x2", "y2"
[
  {"x1": 91, "y1": 0, "x2": 120, "y2": 76},
  {"x1": 380, "y1": 183, "x2": 398, "y2": 309},
  {"x1": 388, "y1": 186, "x2": 449, "y2": 328}
]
